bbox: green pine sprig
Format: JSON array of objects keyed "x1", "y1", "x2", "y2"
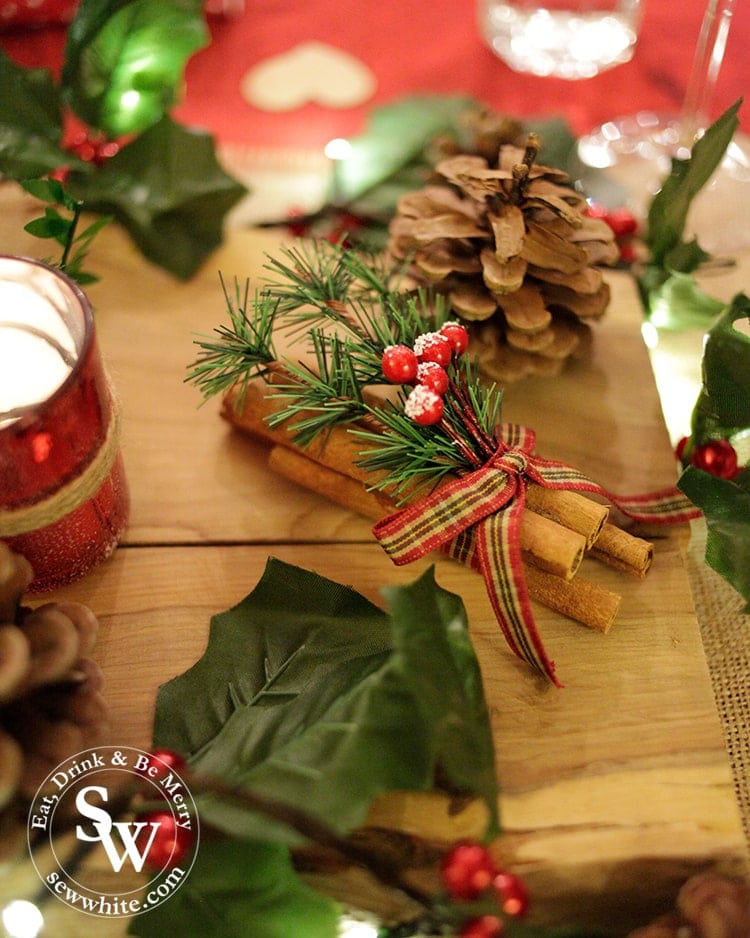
[{"x1": 187, "y1": 239, "x2": 505, "y2": 494}]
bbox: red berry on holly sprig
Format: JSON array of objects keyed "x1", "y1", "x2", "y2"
[
  {"x1": 458, "y1": 914, "x2": 505, "y2": 938},
  {"x1": 417, "y1": 361, "x2": 449, "y2": 396},
  {"x1": 141, "y1": 748, "x2": 187, "y2": 778},
  {"x1": 494, "y1": 870, "x2": 530, "y2": 917},
  {"x1": 440, "y1": 841, "x2": 498, "y2": 901},
  {"x1": 136, "y1": 810, "x2": 195, "y2": 870},
  {"x1": 675, "y1": 435, "x2": 690, "y2": 463},
  {"x1": 439, "y1": 321, "x2": 469, "y2": 355},
  {"x1": 404, "y1": 385, "x2": 444, "y2": 426},
  {"x1": 414, "y1": 331, "x2": 453, "y2": 367},
  {"x1": 382, "y1": 345, "x2": 419, "y2": 384},
  {"x1": 691, "y1": 439, "x2": 740, "y2": 480}
]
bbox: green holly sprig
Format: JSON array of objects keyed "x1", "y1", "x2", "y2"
[{"x1": 0, "y1": 0, "x2": 246, "y2": 279}]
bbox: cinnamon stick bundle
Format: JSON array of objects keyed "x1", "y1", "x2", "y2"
[{"x1": 224, "y1": 380, "x2": 652, "y2": 633}]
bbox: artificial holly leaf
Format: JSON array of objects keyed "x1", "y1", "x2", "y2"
[
  {"x1": 645, "y1": 98, "x2": 741, "y2": 268},
  {"x1": 678, "y1": 293, "x2": 750, "y2": 609},
  {"x1": 64, "y1": 116, "x2": 247, "y2": 278},
  {"x1": 62, "y1": 0, "x2": 208, "y2": 137},
  {"x1": 0, "y1": 50, "x2": 77, "y2": 178},
  {"x1": 128, "y1": 838, "x2": 339, "y2": 938},
  {"x1": 153, "y1": 559, "x2": 499, "y2": 843},
  {"x1": 642, "y1": 269, "x2": 725, "y2": 331}
]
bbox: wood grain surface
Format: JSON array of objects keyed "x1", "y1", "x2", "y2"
[{"x1": 1, "y1": 185, "x2": 746, "y2": 935}]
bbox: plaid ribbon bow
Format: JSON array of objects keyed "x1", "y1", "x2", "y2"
[{"x1": 372, "y1": 423, "x2": 700, "y2": 686}]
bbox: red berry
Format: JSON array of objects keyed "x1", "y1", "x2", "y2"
[
  {"x1": 416, "y1": 361, "x2": 449, "y2": 396},
  {"x1": 440, "y1": 842, "x2": 498, "y2": 900},
  {"x1": 439, "y1": 322, "x2": 469, "y2": 355},
  {"x1": 139, "y1": 748, "x2": 187, "y2": 779},
  {"x1": 494, "y1": 871, "x2": 530, "y2": 917},
  {"x1": 414, "y1": 331, "x2": 452, "y2": 367},
  {"x1": 675, "y1": 435, "x2": 690, "y2": 462},
  {"x1": 136, "y1": 810, "x2": 194, "y2": 870},
  {"x1": 382, "y1": 345, "x2": 418, "y2": 383},
  {"x1": 604, "y1": 208, "x2": 638, "y2": 238},
  {"x1": 404, "y1": 386, "x2": 444, "y2": 426},
  {"x1": 691, "y1": 439, "x2": 740, "y2": 479},
  {"x1": 458, "y1": 915, "x2": 505, "y2": 938}
]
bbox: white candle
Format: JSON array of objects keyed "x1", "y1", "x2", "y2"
[{"x1": 0, "y1": 258, "x2": 79, "y2": 428}]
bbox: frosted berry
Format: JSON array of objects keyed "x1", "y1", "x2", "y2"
[
  {"x1": 404, "y1": 386, "x2": 444, "y2": 425},
  {"x1": 458, "y1": 915, "x2": 505, "y2": 938},
  {"x1": 382, "y1": 345, "x2": 418, "y2": 384},
  {"x1": 604, "y1": 207, "x2": 638, "y2": 238},
  {"x1": 439, "y1": 322, "x2": 469, "y2": 355},
  {"x1": 440, "y1": 841, "x2": 497, "y2": 901},
  {"x1": 136, "y1": 810, "x2": 194, "y2": 870},
  {"x1": 416, "y1": 361, "x2": 449, "y2": 396},
  {"x1": 414, "y1": 331, "x2": 452, "y2": 367},
  {"x1": 691, "y1": 439, "x2": 740, "y2": 479},
  {"x1": 494, "y1": 871, "x2": 530, "y2": 917}
]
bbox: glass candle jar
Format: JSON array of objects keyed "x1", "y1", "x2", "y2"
[{"x1": 0, "y1": 256, "x2": 129, "y2": 592}]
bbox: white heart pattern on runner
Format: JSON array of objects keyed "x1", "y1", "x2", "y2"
[{"x1": 241, "y1": 41, "x2": 377, "y2": 112}]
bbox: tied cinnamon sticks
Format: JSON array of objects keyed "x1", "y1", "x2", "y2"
[{"x1": 224, "y1": 382, "x2": 654, "y2": 635}]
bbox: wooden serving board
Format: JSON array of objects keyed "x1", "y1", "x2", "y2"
[{"x1": 0, "y1": 187, "x2": 746, "y2": 934}]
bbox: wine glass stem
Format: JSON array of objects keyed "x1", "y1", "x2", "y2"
[{"x1": 680, "y1": 0, "x2": 735, "y2": 145}]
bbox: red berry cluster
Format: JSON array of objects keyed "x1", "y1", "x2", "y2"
[
  {"x1": 585, "y1": 201, "x2": 639, "y2": 264},
  {"x1": 440, "y1": 841, "x2": 530, "y2": 937},
  {"x1": 135, "y1": 748, "x2": 196, "y2": 871},
  {"x1": 676, "y1": 436, "x2": 742, "y2": 480},
  {"x1": 381, "y1": 323, "x2": 469, "y2": 426}
]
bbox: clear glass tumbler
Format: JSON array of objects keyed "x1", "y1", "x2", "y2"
[
  {"x1": 478, "y1": 0, "x2": 642, "y2": 79},
  {"x1": 0, "y1": 256, "x2": 129, "y2": 592}
]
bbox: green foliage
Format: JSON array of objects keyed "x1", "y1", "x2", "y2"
[
  {"x1": 62, "y1": 0, "x2": 208, "y2": 137},
  {"x1": 638, "y1": 99, "x2": 741, "y2": 324},
  {"x1": 153, "y1": 560, "x2": 499, "y2": 841},
  {"x1": 64, "y1": 117, "x2": 246, "y2": 279},
  {"x1": 21, "y1": 178, "x2": 111, "y2": 284},
  {"x1": 0, "y1": 3, "x2": 245, "y2": 279},
  {"x1": 129, "y1": 838, "x2": 340, "y2": 938},
  {"x1": 678, "y1": 294, "x2": 750, "y2": 609}
]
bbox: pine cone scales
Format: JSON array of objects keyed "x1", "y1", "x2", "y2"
[
  {"x1": 0, "y1": 545, "x2": 110, "y2": 863},
  {"x1": 387, "y1": 134, "x2": 620, "y2": 382}
]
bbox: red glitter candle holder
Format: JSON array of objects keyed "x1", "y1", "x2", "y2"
[{"x1": 0, "y1": 256, "x2": 129, "y2": 592}]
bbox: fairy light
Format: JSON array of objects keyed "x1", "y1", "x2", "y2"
[
  {"x1": 337, "y1": 912, "x2": 380, "y2": 937},
  {"x1": 324, "y1": 138, "x2": 353, "y2": 161},
  {"x1": 1, "y1": 900, "x2": 45, "y2": 938}
]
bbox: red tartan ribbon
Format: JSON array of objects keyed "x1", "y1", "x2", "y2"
[{"x1": 372, "y1": 423, "x2": 700, "y2": 687}]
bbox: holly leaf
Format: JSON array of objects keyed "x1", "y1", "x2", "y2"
[
  {"x1": 0, "y1": 50, "x2": 77, "y2": 178},
  {"x1": 641, "y1": 269, "x2": 725, "y2": 331},
  {"x1": 128, "y1": 838, "x2": 339, "y2": 938},
  {"x1": 62, "y1": 0, "x2": 208, "y2": 137},
  {"x1": 645, "y1": 99, "x2": 741, "y2": 268},
  {"x1": 678, "y1": 293, "x2": 750, "y2": 609},
  {"x1": 153, "y1": 559, "x2": 499, "y2": 842},
  {"x1": 64, "y1": 116, "x2": 246, "y2": 278}
]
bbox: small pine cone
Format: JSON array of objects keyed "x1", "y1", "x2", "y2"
[
  {"x1": 678, "y1": 872, "x2": 750, "y2": 938},
  {"x1": 387, "y1": 132, "x2": 619, "y2": 383},
  {"x1": 0, "y1": 545, "x2": 110, "y2": 863}
]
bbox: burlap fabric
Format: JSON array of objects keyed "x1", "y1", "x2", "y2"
[{"x1": 686, "y1": 519, "x2": 750, "y2": 847}]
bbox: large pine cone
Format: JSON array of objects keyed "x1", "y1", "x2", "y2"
[
  {"x1": 0, "y1": 545, "x2": 110, "y2": 863},
  {"x1": 627, "y1": 873, "x2": 750, "y2": 937},
  {"x1": 387, "y1": 133, "x2": 620, "y2": 382}
]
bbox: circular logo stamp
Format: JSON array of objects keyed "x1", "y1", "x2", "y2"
[{"x1": 27, "y1": 746, "x2": 200, "y2": 919}]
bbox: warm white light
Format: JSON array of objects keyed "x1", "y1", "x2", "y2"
[
  {"x1": 337, "y1": 913, "x2": 380, "y2": 937},
  {"x1": 2, "y1": 900, "x2": 45, "y2": 938},
  {"x1": 119, "y1": 89, "x2": 142, "y2": 112},
  {"x1": 640, "y1": 320, "x2": 659, "y2": 350},
  {"x1": 324, "y1": 138, "x2": 353, "y2": 161}
]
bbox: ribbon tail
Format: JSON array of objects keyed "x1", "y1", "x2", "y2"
[{"x1": 474, "y1": 501, "x2": 561, "y2": 688}]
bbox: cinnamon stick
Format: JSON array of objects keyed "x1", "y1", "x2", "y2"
[
  {"x1": 589, "y1": 522, "x2": 653, "y2": 579},
  {"x1": 524, "y1": 485, "x2": 609, "y2": 548},
  {"x1": 523, "y1": 565, "x2": 622, "y2": 634}
]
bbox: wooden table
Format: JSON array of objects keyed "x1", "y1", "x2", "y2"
[{"x1": 1, "y1": 186, "x2": 747, "y2": 935}]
